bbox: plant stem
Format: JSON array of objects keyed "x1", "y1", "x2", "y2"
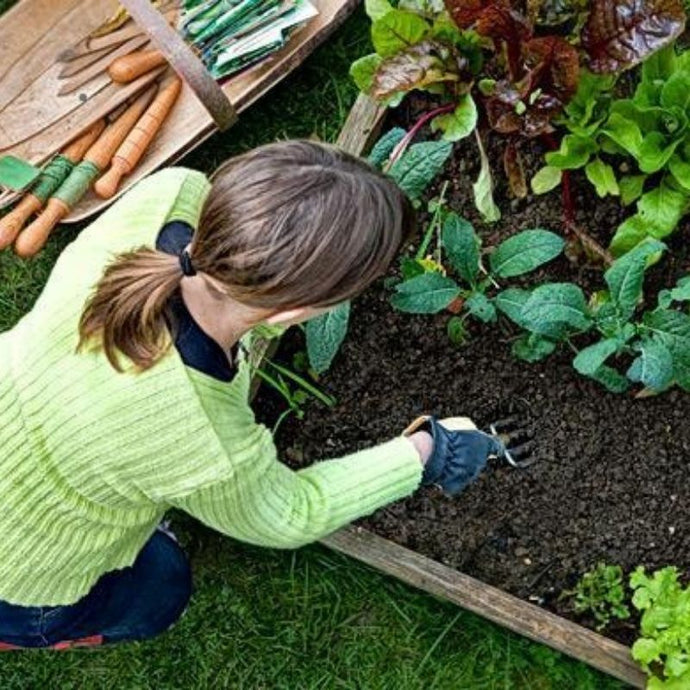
[
  {"x1": 385, "y1": 103, "x2": 456, "y2": 172},
  {"x1": 416, "y1": 181, "x2": 449, "y2": 260}
]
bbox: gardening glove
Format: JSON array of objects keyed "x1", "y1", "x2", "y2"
[{"x1": 405, "y1": 416, "x2": 505, "y2": 495}]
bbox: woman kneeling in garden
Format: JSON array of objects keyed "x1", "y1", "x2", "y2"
[{"x1": 0, "y1": 141, "x2": 502, "y2": 648}]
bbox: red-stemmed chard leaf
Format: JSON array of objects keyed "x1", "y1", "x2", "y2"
[
  {"x1": 582, "y1": 0, "x2": 686, "y2": 73},
  {"x1": 371, "y1": 40, "x2": 471, "y2": 99},
  {"x1": 445, "y1": 0, "x2": 531, "y2": 79},
  {"x1": 523, "y1": 36, "x2": 579, "y2": 102}
]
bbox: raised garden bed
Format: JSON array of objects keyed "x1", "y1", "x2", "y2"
[{"x1": 250, "y1": 94, "x2": 657, "y2": 688}]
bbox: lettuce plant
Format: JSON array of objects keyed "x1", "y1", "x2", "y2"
[{"x1": 630, "y1": 566, "x2": 690, "y2": 689}]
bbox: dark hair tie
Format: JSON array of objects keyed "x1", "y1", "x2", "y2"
[{"x1": 179, "y1": 249, "x2": 197, "y2": 277}]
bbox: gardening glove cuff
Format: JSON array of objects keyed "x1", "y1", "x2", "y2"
[{"x1": 405, "y1": 416, "x2": 504, "y2": 495}]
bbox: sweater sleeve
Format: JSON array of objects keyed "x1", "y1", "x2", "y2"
[{"x1": 170, "y1": 427, "x2": 422, "y2": 548}]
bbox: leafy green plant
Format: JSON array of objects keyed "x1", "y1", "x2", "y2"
[
  {"x1": 561, "y1": 563, "x2": 630, "y2": 631},
  {"x1": 630, "y1": 566, "x2": 690, "y2": 689},
  {"x1": 304, "y1": 129, "x2": 453, "y2": 374},
  {"x1": 498, "y1": 238, "x2": 690, "y2": 394},
  {"x1": 390, "y1": 212, "x2": 565, "y2": 333},
  {"x1": 255, "y1": 359, "x2": 336, "y2": 434},
  {"x1": 352, "y1": 0, "x2": 685, "y2": 218}
]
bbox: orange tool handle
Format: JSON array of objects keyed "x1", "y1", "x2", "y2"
[
  {"x1": 14, "y1": 198, "x2": 69, "y2": 258},
  {"x1": 95, "y1": 78, "x2": 182, "y2": 199},
  {"x1": 108, "y1": 49, "x2": 167, "y2": 83},
  {"x1": 0, "y1": 119, "x2": 105, "y2": 250},
  {"x1": 84, "y1": 84, "x2": 158, "y2": 170}
]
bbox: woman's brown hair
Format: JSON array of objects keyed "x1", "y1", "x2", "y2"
[{"x1": 78, "y1": 140, "x2": 415, "y2": 371}]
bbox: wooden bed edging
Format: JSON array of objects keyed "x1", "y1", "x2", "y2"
[
  {"x1": 321, "y1": 527, "x2": 646, "y2": 689},
  {"x1": 249, "y1": 92, "x2": 645, "y2": 689}
]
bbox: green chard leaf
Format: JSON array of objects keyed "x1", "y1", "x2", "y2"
[
  {"x1": 637, "y1": 179, "x2": 687, "y2": 238},
  {"x1": 368, "y1": 127, "x2": 406, "y2": 168},
  {"x1": 388, "y1": 140, "x2": 452, "y2": 201},
  {"x1": 512, "y1": 333, "x2": 557, "y2": 362},
  {"x1": 545, "y1": 134, "x2": 598, "y2": 170},
  {"x1": 669, "y1": 154, "x2": 690, "y2": 192},
  {"x1": 365, "y1": 0, "x2": 394, "y2": 21},
  {"x1": 472, "y1": 132, "x2": 500, "y2": 223},
  {"x1": 627, "y1": 338, "x2": 674, "y2": 391},
  {"x1": 465, "y1": 292, "x2": 496, "y2": 322},
  {"x1": 604, "y1": 239, "x2": 666, "y2": 320},
  {"x1": 490, "y1": 229, "x2": 564, "y2": 278},
  {"x1": 371, "y1": 9, "x2": 430, "y2": 58},
  {"x1": 521, "y1": 283, "x2": 591, "y2": 334},
  {"x1": 441, "y1": 213, "x2": 480, "y2": 285},
  {"x1": 531, "y1": 166, "x2": 563, "y2": 195},
  {"x1": 391, "y1": 272, "x2": 460, "y2": 313},
  {"x1": 609, "y1": 214, "x2": 653, "y2": 257},
  {"x1": 431, "y1": 94, "x2": 478, "y2": 142},
  {"x1": 619, "y1": 175, "x2": 646, "y2": 206},
  {"x1": 306, "y1": 302, "x2": 351, "y2": 374},
  {"x1": 573, "y1": 338, "x2": 620, "y2": 376},
  {"x1": 585, "y1": 158, "x2": 619, "y2": 197},
  {"x1": 350, "y1": 54, "x2": 383, "y2": 93}
]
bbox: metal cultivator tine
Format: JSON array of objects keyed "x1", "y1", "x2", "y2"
[{"x1": 489, "y1": 415, "x2": 536, "y2": 469}]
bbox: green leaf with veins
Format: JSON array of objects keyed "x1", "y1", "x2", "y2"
[
  {"x1": 545, "y1": 134, "x2": 599, "y2": 170},
  {"x1": 368, "y1": 127, "x2": 406, "y2": 168},
  {"x1": 350, "y1": 54, "x2": 383, "y2": 93},
  {"x1": 306, "y1": 302, "x2": 351, "y2": 374},
  {"x1": 627, "y1": 338, "x2": 674, "y2": 391},
  {"x1": 465, "y1": 292, "x2": 496, "y2": 322},
  {"x1": 512, "y1": 333, "x2": 556, "y2": 362},
  {"x1": 388, "y1": 140, "x2": 452, "y2": 201},
  {"x1": 441, "y1": 213, "x2": 479, "y2": 285},
  {"x1": 585, "y1": 158, "x2": 619, "y2": 197},
  {"x1": 391, "y1": 271, "x2": 460, "y2": 313},
  {"x1": 431, "y1": 94, "x2": 477, "y2": 142},
  {"x1": 531, "y1": 166, "x2": 562, "y2": 194},
  {"x1": 619, "y1": 175, "x2": 646, "y2": 206},
  {"x1": 371, "y1": 9, "x2": 430, "y2": 58},
  {"x1": 573, "y1": 338, "x2": 620, "y2": 376},
  {"x1": 472, "y1": 132, "x2": 500, "y2": 222},
  {"x1": 521, "y1": 283, "x2": 591, "y2": 333},
  {"x1": 490, "y1": 229, "x2": 564, "y2": 278}
]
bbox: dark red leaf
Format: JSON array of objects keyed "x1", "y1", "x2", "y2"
[
  {"x1": 523, "y1": 36, "x2": 579, "y2": 102},
  {"x1": 371, "y1": 40, "x2": 469, "y2": 99},
  {"x1": 503, "y1": 141, "x2": 527, "y2": 198},
  {"x1": 582, "y1": 0, "x2": 686, "y2": 73},
  {"x1": 444, "y1": 0, "x2": 492, "y2": 28},
  {"x1": 486, "y1": 83, "x2": 561, "y2": 136}
]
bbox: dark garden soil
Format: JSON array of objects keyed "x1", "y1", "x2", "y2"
[{"x1": 254, "y1": 102, "x2": 690, "y2": 646}]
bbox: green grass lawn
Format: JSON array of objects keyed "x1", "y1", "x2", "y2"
[{"x1": 0, "y1": 2, "x2": 625, "y2": 688}]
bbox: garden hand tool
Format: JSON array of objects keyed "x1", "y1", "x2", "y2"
[
  {"x1": 0, "y1": 119, "x2": 106, "y2": 250},
  {"x1": 14, "y1": 85, "x2": 157, "y2": 258},
  {"x1": 95, "y1": 77, "x2": 181, "y2": 199},
  {"x1": 108, "y1": 49, "x2": 169, "y2": 84},
  {"x1": 489, "y1": 415, "x2": 536, "y2": 469},
  {"x1": 405, "y1": 416, "x2": 506, "y2": 495}
]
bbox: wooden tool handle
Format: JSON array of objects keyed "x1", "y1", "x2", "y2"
[
  {"x1": 108, "y1": 49, "x2": 167, "y2": 83},
  {"x1": 61, "y1": 119, "x2": 107, "y2": 163},
  {"x1": 84, "y1": 84, "x2": 158, "y2": 170},
  {"x1": 14, "y1": 198, "x2": 69, "y2": 258},
  {"x1": 0, "y1": 194, "x2": 42, "y2": 250},
  {"x1": 95, "y1": 78, "x2": 182, "y2": 199}
]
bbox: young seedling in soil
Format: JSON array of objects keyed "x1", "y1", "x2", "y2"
[{"x1": 560, "y1": 563, "x2": 631, "y2": 632}]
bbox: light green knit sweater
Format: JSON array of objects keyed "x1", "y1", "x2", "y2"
[{"x1": 0, "y1": 167, "x2": 422, "y2": 607}]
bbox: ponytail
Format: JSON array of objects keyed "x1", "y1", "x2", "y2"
[{"x1": 78, "y1": 249, "x2": 182, "y2": 371}]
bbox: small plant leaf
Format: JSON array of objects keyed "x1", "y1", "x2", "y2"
[
  {"x1": 490, "y1": 229, "x2": 564, "y2": 278},
  {"x1": 371, "y1": 40, "x2": 467, "y2": 100},
  {"x1": 472, "y1": 132, "x2": 501, "y2": 222},
  {"x1": 585, "y1": 158, "x2": 619, "y2": 197},
  {"x1": 545, "y1": 134, "x2": 599, "y2": 170},
  {"x1": 391, "y1": 272, "x2": 460, "y2": 313},
  {"x1": 627, "y1": 338, "x2": 674, "y2": 391},
  {"x1": 365, "y1": 0, "x2": 394, "y2": 20},
  {"x1": 447, "y1": 315, "x2": 468, "y2": 345},
  {"x1": 637, "y1": 180, "x2": 687, "y2": 238},
  {"x1": 368, "y1": 127, "x2": 407, "y2": 168},
  {"x1": 495, "y1": 287, "x2": 531, "y2": 327},
  {"x1": 604, "y1": 239, "x2": 666, "y2": 319},
  {"x1": 466, "y1": 292, "x2": 496, "y2": 322},
  {"x1": 306, "y1": 302, "x2": 351, "y2": 374},
  {"x1": 658, "y1": 276, "x2": 690, "y2": 308},
  {"x1": 389, "y1": 140, "x2": 453, "y2": 201},
  {"x1": 531, "y1": 165, "x2": 562, "y2": 194},
  {"x1": 591, "y1": 365, "x2": 630, "y2": 393},
  {"x1": 619, "y1": 175, "x2": 647, "y2": 206},
  {"x1": 573, "y1": 338, "x2": 620, "y2": 376},
  {"x1": 512, "y1": 333, "x2": 557, "y2": 362},
  {"x1": 350, "y1": 54, "x2": 384, "y2": 93},
  {"x1": 582, "y1": 0, "x2": 686, "y2": 74},
  {"x1": 610, "y1": 214, "x2": 653, "y2": 257},
  {"x1": 669, "y1": 155, "x2": 690, "y2": 192},
  {"x1": 442, "y1": 212, "x2": 480, "y2": 284},
  {"x1": 642, "y1": 309, "x2": 690, "y2": 390},
  {"x1": 522, "y1": 282, "x2": 591, "y2": 332},
  {"x1": 371, "y1": 9, "x2": 431, "y2": 58},
  {"x1": 431, "y1": 94, "x2": 478, "y2": 142}
]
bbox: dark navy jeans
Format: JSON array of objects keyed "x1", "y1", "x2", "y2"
[{"x1": 0, "y1": 531, "x2": 191, "y2": 648}]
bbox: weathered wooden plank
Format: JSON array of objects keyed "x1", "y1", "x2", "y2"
[{"x1": 322, "y1": 527, "x2": 645, "y2": 689}]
